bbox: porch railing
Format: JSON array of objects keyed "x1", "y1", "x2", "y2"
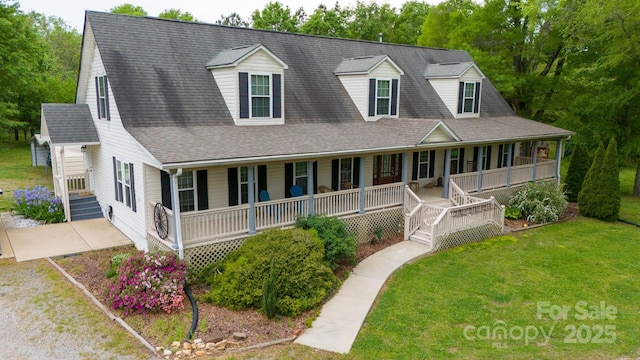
[
  {"x1": 451, "y1": 160, "x2": 557, "y2": 193},
  {"x1": 314, "y1": 188, "x2": 360, "y2": 217},
  {"x1": 66, "y1": 171, "x2": 89, "y2": 194},
  {"x1": 403, "y1": 186, "x2": 445, "y2": 241},
  {"x1": 365, "y1": 182, "x2": 404, "y2": 211},
  {"x1": 181, "y1": 205, "x2": 248, "y2": 245},
  {"x1": 430, "y1": 196, "x2": 505, "y2": 251}
]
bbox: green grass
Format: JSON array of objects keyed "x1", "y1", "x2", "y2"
[
  {"x1": 0, "y1": 140, "x2": 53, "y2": 212},
  {"x1": 350, "y1": 217, "x2": 640, "y2": 359}
]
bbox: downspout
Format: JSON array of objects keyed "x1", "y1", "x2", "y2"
[
  {"x1": 443, "y1": 149, "x2": 451, "y2": 198},
  {"x1": 169, "y1": 168, "x2": 184, "y2": 260}
]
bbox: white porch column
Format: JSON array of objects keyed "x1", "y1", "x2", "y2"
[
  {"x1": 443, "y1": 148, "x2": 451, "y2": 198},
  {"x1": 359, "y1": 156, "x2": 365, "y2": 214},
  {"x1": 169, "y1": 170, "x2": 184, "y2": 259},
  {"x1": 476, "y1": 145, "x2": 484, "y2": 193},
  {"x1": 50, "y1": 145, "x2": 60, "y2": 196},
  {"x1": 555, "y1": 139, "x2": 562, "y2": 183},
  {"x1": 307, "y1": 161, "x2": 314, "y2": 216},
  {"x1": 506, "y1": 143, "x2": 513, "y2": 187},
  {"x1": 59, "y1": 146, "x2": 71, "y2": 222},
  {"x1": 532, "y1": 141, "x2": 538, "y2": 180},
  {"x1": 248, "y1": 165, "x2": 256, "y2": 234},
  {"x1": 401, "y1": 153, "x2": 408, "y2": 206}
]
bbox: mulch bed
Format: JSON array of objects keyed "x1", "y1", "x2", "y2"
[{"x1": 53, "y1": 234, "x2": 403, "y2": 355}]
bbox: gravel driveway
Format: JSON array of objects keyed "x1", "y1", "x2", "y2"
[{"x1": 0, "y1": 259, "x2": 156, "y2": 359}]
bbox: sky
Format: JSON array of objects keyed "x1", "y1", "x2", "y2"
[{"x1": 16, "y1": 0, "x2": 441, "y2": 30}]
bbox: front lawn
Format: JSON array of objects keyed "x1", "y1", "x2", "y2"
[{"x1": 350, "y1": 217, "x2": 640, "y2": 359}]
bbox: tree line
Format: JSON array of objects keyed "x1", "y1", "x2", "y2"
[{"x1": 1, "y1": 0, "x2": 638, "y2": 194}]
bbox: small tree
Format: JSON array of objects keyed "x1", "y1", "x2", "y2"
[
  {"x1": 578, "y1": 142, "x2": 605, "y2": 217},
  {"x1": 564, "y1": 142, "x2": 591, "y2": 202},
  {"x1": 591, "y1": 138, "x2": 620, "y2": 222}
]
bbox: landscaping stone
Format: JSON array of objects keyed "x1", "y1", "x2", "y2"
[{"x1": 233, "y1": 332, "x2": 247, "y2": 340}]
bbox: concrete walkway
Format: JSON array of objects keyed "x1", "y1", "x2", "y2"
[
  {"x1": 295, "y1": 240, "x2": 431, "y2": 354},
  {"x1": 0, "y1": 215, "x2": 132, "y2": 262}
]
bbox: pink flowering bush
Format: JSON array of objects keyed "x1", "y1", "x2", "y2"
[{"x1": 106, "y1": 251, "x2": 187, "y2": 315}]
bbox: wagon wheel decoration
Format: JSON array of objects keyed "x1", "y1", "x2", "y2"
[{"x1": 154, "y1": 203, "x2": 169, "y2": 239}]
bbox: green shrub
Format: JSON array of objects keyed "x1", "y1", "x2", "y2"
[
  {"x1": 262, "y1": 261, "x2": 278, "y2": 319},
  {"x1": 588, "y1": 138, "x2": 620, "y2": 222},
  {"x1": 203, "y1": 228, "x2": 336, "y2": 317},
  {"x1": 564, "y1": 142, "x2": 591, "y2": 202},
  {"x1": 106, "y1": 253, "x2": 130, "y2": 278},
  {"x1": 509, "y1": 181, "x2": 567, "y2": 223},
  {"x1": 504, "y1": 206, "x2": 522, "y2": 220},
  {"x1": 578, "y1": 142, "x2": 605, "y2": 217},
  {"x1": 295, "y1": 215, "x2": 356, "y2": 269}
]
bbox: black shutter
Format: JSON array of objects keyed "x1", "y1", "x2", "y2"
[
  {"x1": 429, "y1": 150, "x2": 436, "y2": 178},
  {"x1": 473, "y1": 81, "x2": 481, "y2": 113},
  {"x1": 272, "y1": 74, "x2": 281, "y2": 118},
  {"x1": 257, "y1": 165, "x2": 267, "y2": 193},
  {"x1": 331, "y1": 159, "x2": 339, "y2": 190},
  {"x1": 486, "y1": 145, "x2": 492, "y2": 169},
  {"x1": 112, "y1": 157, "x2": 119, "y2": 201},
  {"x1": 498, "y1": 144, "x2": 504, "y2": 168},
  {"x1": 458, "y1": 148, "x2": 465, "y2": 174},
  {"x1": 390, "y1": 79, "x2": 398, "y2": 116},
  {"x1": 227, "y1": 168, "x2": 238, "y2": 206},
  {"x1": 457, "y1": 82, "x2": 465, "y2": 113},
  {"x1": 313, "y1": 161, "x2": 318, "y2": 194},
  {"x1": 239, "y1": 72, "x2": 249, "y2": 119},
  {"x1": 473, "y1": 147, "x2": 479, "y2": 171},
  {"x1": 368, "y1": 78, "x2": 376, "y2": 116},
  {"x1": 284, "y1": 163, "x2": 293, "y2": 198},
  {"x1": 104, "y1": 75, "x2": 110, "y2": 120},
  {"x1": 160, "y1": 170, "x2": 172, "y2": 210},
  {"x1": 353, "y1": 157, "x2": 360, "y2": 187},
  {"x1": 129, "y1": 163, "x2": 136, "y2": 212},
  {"x1": 197, "y1": 170, "x2": 208, "y2": 210},
  {"x1": 411, "y1": 152, "x2": 419, "y2": 180},
  {"x1": 95, "y1": 77, "x2": 101, "y2": 119}
]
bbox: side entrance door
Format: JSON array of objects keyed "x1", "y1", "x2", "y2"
[{"x1": 373, "y1": 154, "x2": 402, "y2": 185}]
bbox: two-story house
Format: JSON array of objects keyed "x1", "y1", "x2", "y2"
[{"x1": 40, "y1": 12, "x2": 573, "y2": 269}]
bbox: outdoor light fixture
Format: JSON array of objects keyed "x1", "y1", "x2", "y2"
[{"x1": 81, "y1": 145, "x2": 87, "y2": 153}]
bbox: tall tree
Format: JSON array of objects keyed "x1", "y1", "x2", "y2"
[
  {"x1": 159, "y1": 9, "x2": 196, "y2": 22},
  {"x1": 346, "y1": 1, "x2": 398, "y2": 42},
  {"x1": 217, "y1": 12, "x2": 249, "y2": 27},
  {"x1": 109, "y1": 4, "x2": 148, "y2": 16},
  {"x1": 564, "y1": 142, "x2": 591, "y2": 202},
  {"x1": 251, "y1": 2, "x2": 302, "y2": 32},
  {"x1": 578, "y1": 142, "x2": 605, "y2": 218},
  {"x1": 389, "y1": 1, "x2": 429, "y2": 45},
  {"x1": 300, "y1": 3, "x2": 351, "y2": 38}
]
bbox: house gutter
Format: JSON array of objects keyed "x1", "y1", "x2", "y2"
[
  {"x1": 160, "y1": 134, "x2": 573, "y2": 170},
  {"x1": 169, "y1": 168, "x2": 184, "y2": 260}
]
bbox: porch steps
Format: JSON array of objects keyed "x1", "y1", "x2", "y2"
[
  {"x1": 410, "y1": 229, "x2": 432, "y2": 248},
  {"x1": 69, "y1": 194, "x2": 103, "y2": 221}
]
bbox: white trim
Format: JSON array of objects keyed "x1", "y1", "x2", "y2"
[
  {"x1": 424, "y1": 62, "x2": 486, "y2": 79},
  {"x1": 207, "y1": 44, "x2": 289, "y2": 70},
  {"x1": 375, "y1": 78, "x2": 392, "y2": 116},
  {"x1": 249, "y1": 73, "x2": 272, "y2": 119},
  {"x1": 418, "y1": 121, "x2": 461, "y2": 144}
]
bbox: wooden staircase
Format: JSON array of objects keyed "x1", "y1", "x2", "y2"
[
  {"x1": 408, "y1": 198, "x2": 455, "y2": 249},
  {"x1": 69, "y1": 194, "x2": 103, "y2": 221}
]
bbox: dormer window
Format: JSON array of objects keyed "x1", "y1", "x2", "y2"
[
  {"x1": 376, "y1": 80, "x2": 391, "y2": 115},
  {"x1": 251, "y1": 74, "x2": 271, "y2": 117},
  {"x1": 458, "y1": 81, "x2": 480, "y2": 114},
  {"x1": 368, "y1": 78, "x2": 399, "y2": 117}
]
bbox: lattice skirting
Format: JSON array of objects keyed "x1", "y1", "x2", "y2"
[
  {"x1": 433, "y1": 223, "x2": 503, "y2": 252},
  {"x1": 147, "y1": 232, "x2": 249, "y2": 273},
  {"x1": 342, "y1": 207, "x2": 404, "y2": 244}
]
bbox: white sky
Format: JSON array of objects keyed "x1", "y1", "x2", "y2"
[{"x1": 16, "y1": 0, "x2": 442, "y2": 30}]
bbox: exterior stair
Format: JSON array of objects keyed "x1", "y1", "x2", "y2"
[
  {"x1": 69, "y1": 194, "x2": 103, "y2": 221},
  {"x1": 410, "y1": 228, "x2": 432, "y2": 249}
]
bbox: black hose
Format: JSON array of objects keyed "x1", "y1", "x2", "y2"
[
  {"x1": 184, "y1": 285, "x2": 198, "y2": 340},
  {"x1": 618, "y1": 218, "x2": 640, "y2": 227}
]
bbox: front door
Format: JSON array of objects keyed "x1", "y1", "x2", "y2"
[{"x1": 374, "y1": 154, "x2": 402, "y2": 185}]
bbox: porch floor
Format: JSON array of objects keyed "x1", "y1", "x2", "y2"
[{"x1": 413, "y1": 186, "x2": 454, "y2": 208}]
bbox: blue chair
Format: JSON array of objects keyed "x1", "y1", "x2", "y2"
[
  {"x1": 290, "y1": 184, "x2": 303, "y2": 197},
  {"x1": 259, "y1": 190, "x2": 277, "y2": 219},
  {"x1": 259, "y1": 190, "x2": 270, "y2": 201}
]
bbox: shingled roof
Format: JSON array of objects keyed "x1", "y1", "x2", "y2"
[
  {"x1": 84, "y1": 11, "x2": 572, "y2": 166},
  {"x1": 41, "y1": 104, "x2": 99, "y2": 145}
]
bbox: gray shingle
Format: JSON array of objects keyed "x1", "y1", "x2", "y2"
[
  {"x1": 334, "y1": 55, "x2": 388, "y2": 74},
  {"x1": 206, "y1": 44, "x2": 261, "y2": 68},
  {"x1": 424, "y1": 62, "x2": 476, "y2": 78},
  {"x1": 41, "y1": 104, "x2": 99, "y2": 145}
]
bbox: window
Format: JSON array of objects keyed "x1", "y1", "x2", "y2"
[
  {"x1": 96, "y1": 75, "x2": 109, "y2": 120},
  {"x1": 177, "y1": 171, "x2": 196, "y2": 212},
  {"x1": 418, "y1": 151, "x2": 430, "y2": 179},
  {"x1": 295, "y1": 162, "x2": 308, "y2": 195},
  {"x1": 463, "y1": 82, "x2": 475, "y2": 113},
  {"x1": 239, "y1": 166, "x2": 260, "y2": 204},
  {"x1": 376, "y1": 80, "x2": 391, "y2": 115},
  {"x1": 113, "y1": 157, "x2": 136, "y2": 211},
  {"x1": 251, "y1": 74, "x2": 270, "y2": 118},
  {"x1": 340, "y1": 158, "x2": 353, "y2": 189},
  {"x1": 450, "y1": 148, "x2": 460, "y2": 174}
]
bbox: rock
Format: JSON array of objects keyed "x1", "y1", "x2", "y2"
[
  {"x1": 294, "y1": 329, "x2": 303, "y2": 337},
  {"x1": 183, "y1": 349, "x2": 192, "y2": 356},
  {"x1": 206, "y1": 337, "x2": 224, "y2": 344},
  {"x1": 156, "y1": 346, "x2": 164, "y2": 352},
  {"x1": 183, "y1": 342, "x2": 193, "y2": 350},
  {"x1": 175, "y1": 350, "x2": 183, "y2": 356},
  {"x1": 195, "y1": 350, "x2": 206, "y2": 356},
  {"x1": 193, "y1": 338, "x2": 203, "y2": 344},
  {"x1": 205, "y1": 343, "x2": 216, "y2": 350},
  {"x1": 233, "y1": 332, "x2": 247, "y2": 341},
  {"x1": 171, "y1": 341, "x2": 181, "y2": 348},
  {"x1": 162, "y1": 349, "x2": 172, "y2": 357},
  {"x1": 196, "y1": 343, "x2": 206, "y2": 349}
]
